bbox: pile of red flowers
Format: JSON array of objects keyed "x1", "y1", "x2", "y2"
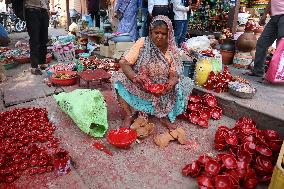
[
  {"x1": 0, "y1": 108, "x2": 64, "y2": 183},
  {"x1": 182, "y1": 117, "x2": 282, "y2": 189},
  {"x1": 203, "y1": 66, "x2": 233, "y2": 93},
  {"x1": 179, "y1": 93, "x2": 222, "y2": 128}
]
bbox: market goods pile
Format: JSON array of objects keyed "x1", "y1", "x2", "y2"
[
  {"x1": 182, "y1": 117, "x2": 282, "y2": 189},
  {"x1": 0, "y1": 108, "x2": 67, "y2": 183},
  {"x1": 179, "y1": 93, "x2": 222, "y2": 128}
]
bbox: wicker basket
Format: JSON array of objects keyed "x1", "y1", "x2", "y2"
[{"x1": 268, "y1": 141, "x2": 284, "y2": 189}]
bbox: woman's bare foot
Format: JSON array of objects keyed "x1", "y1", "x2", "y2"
[{"x1": 160, "y1": 118, "x2": 177, "y2": 130}]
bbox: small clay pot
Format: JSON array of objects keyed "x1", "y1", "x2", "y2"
[
  {"x1": 236, "y1": 32, "x2": 257, "y2": 52},
  {"x1": 220, "y1": 50, "x2": 235, "y2": 65},
  {"x1": 254, "y1": 26, "x2": 264, "y2": 34}
]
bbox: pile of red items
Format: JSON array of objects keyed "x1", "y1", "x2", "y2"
[
  {"x1": 182, "y1": 117, "x2": 282, "y2": 189},
  {"x1": 203, "y1": 66, "x2": 233, "y2": 93},
  {"x1": 0, "y1": 108, "x2": 66, "y2": 183},
  {"x1": 179, "y1": 93, "x2": 222, "y2": 128}
]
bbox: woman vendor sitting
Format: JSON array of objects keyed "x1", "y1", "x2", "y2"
[{"x1": 112, "y1": 15, "x2": 194, "y2": 129}]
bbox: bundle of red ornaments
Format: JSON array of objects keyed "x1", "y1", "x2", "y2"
[
  {"x1": 0, "y1": 108, "x2": 67, "y2": 183},
  {"x1": 182, "y1": 117, "x2": 282, "y2": 189},
  {"x1": 203, "y1": 66, "x2": 233, "y2": 93},
  {"x1": 178, "y1": 93, "x2": 222, "y2": 128}
]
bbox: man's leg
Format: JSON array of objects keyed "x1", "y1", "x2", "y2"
[
  {"x1": 94, "y1": 11, "x2": 100, "y2": 28},
  {"x1": 252, "y1": 17, "x2": 278, "y2": 76},
  {"x1": 180, "y1": 20, "x2": 189, "y2": 45},
  {"x1": 39, "y1": 10, "x2": 49, "y2": 68},
  {"x1": 26, "y1": 9, "x2": 42, "y2": 74},
  {"x1": 174, "y1": 20, "x2": 183, "y2": 47}
]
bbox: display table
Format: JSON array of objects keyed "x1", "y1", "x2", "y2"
[{"x1": 77, "y1": 69, "x2": 111, "y2": 88}]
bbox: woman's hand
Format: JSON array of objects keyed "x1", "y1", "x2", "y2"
[
  {"x1": 154, "y1": 82, "x2": 176, "y2": 97},
  {"x1": 132, "y1": 74, "x2": 150, "y2": 86}
]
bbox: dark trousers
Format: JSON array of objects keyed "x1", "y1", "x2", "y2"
[
  {"x1": 26, "y1": 8, "x2": 49, "y2": 68},
  {"x1": 90, "y1": 11, "x2": 100, "y2": 28},
  {"x1": 152, "y1": 6, "x2": 169, "y2": 17},
  {"x1": 174, "y1": 20, "x2": 188, "y2": 47},
  {"x1": 253, "y1": 15, "x2": 284, "y2": 75}
]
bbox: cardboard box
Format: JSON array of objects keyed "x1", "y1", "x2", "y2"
[
  {"x1": 99, "y1": 41, "x2": 134, "y2": 59},
  {"x1": 113, "y1": 42, "x2": 134, "y2": 59},
  {"x1": 99, "y1": 42, "x2": 115, "y2": 58}
]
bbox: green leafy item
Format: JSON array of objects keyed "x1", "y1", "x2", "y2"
[{"x1": 54, "y1": 89, "x2": 108, "y2": 137}]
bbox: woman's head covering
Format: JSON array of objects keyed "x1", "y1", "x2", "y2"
[{"x1": 150, "y1": 15, "x2": 180, "y2": 61}]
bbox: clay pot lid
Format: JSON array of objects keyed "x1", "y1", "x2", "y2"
[
  {"x1": 243, "y1": 142, "x2": 256, "y2": 154},
  {"x1": 221, "y1": 154, "x2": 237, "y2": 169},
  {"x1": 262, "y1": 129, "x2": 280, "y2": 141},
  {"x1": 214, "y1": 175, "x2": 232, "y2": 188},
  {"x1": 225, "y1": 134, "x2": 238, "y2": 146},
  {"x1": 203, "y1": 94, "x2": 217, "y2": 107},
  {"x1": 199, "y1": 109, "x2": 211, "y2": 121},
  {"x1": 198, "y1": 155, "x2": 212, "y2": 166},
  {"x1": 197, "y1": 118, "x2": 209, "y2": 128},
  {"x1": 197, "y1": 175, "x2": 214, "y2": 188},
  {"x1": 205, "y1": 159, "x2": 221, "y2": 176},
  {"x1": 188, "y1": 95, "x2": 201, "y2": 103},
  {"x1": 211, "y1": 107, "x2": 222, "y2": 120},
  {"x1": 256, "y1": 145, "x2": 272, "y2": 157},
  {"x1": 237, "y1": 150, "x2": 252, "y2": 163}
]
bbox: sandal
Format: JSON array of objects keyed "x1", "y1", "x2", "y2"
[
  {"x1": 243, "y1": 71, "x2": 263, "y2": 77},
  {"x1": 40, "y1": 64, "x2": 49, "y2": 70},
  {"x1": 31, "y1": 68, "x2": 43, "y2": 75}
]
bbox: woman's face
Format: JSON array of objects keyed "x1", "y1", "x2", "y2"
[{"x1": 150, "y1": 25, "x2": 168, "y2": 49}]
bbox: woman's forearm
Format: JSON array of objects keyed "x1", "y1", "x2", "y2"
[{"x1": 119, "y1": 59, "x2": 137, "y2": 81}]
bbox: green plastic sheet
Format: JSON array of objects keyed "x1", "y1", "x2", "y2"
[{"x1": 54, "y1": 89, "x2": 108, "y2": 137}]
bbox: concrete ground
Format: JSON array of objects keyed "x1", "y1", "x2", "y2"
[{"x1": 0, "y1": 29, "x2": 279, "y2": 189}]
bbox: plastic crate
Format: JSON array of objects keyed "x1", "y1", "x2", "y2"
[{"x1": 268, "y1": 141, "x2": 284, "y2": 189}]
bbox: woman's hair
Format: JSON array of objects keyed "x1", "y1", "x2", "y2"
[{"x1": 150, "y1": 20, "x2": 168, "y2": 31}]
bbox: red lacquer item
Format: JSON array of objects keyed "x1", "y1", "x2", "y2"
[{"x1": 93, "y1": 142, "x2": 113, "y2": 156}]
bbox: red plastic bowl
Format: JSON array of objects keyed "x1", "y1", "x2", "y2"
[
  {"x1": 51, "y1": 71, "x2": 78, "y2": 86},
  {"x1": 107, "y1": 128, "x2": 137, "y2": 148}
]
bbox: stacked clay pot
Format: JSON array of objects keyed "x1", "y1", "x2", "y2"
[
  {"x1": 220, "y1": 39, "x2": 235, "y2": 65},
  {"x1": 234, "y1": 19, "x2": 257, "y2": 68}
]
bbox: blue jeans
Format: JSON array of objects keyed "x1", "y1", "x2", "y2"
[{"x1": 174, "y1": 20, "x2": 188, "y2": 47}]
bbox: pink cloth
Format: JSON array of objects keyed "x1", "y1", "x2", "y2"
[{"x1": 271, "y1": 0, "x2": 284, "y2": 16}]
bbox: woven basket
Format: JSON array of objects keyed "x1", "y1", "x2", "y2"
[
  {"x1": 268, "y1": 142, "x2": 284, "y2": 189},
  {"x1": 228, "y1": 88, "x2": 256, "y2": 99}
]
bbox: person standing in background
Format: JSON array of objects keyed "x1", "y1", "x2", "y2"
[
  {"x1": 139, "y1": 0, "x2": 148, "y2": 37},
  {"x1": 172, "y1": 0, "x2": 191, "y2": 47},
  {"x1": 87, "y1": 0, "x2": 100, "y2": 28},
  {"x1": 115, "y1": 0, "x2": 138, "y2": 41},
  {"x1": 148, "y1": 0, "x2": 169, "y2": 18},
  {"x1": 246, "y1": 0, "x2": 284, "y2": 77},
  {"x1": 25, "y1": 0, "x2": 49, "y2": 75}
]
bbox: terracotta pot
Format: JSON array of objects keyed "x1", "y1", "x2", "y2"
[
  {"x1": 236, "y1": 32, "x2": 257, "y2": 52},
  {"x1": 254, "y1": 26, "x2": 264, "y2": 34},
  {"x1": 221, "y1": 50, "x2": 235, "y2": 65},
  {"x1": 220, "y1": 39, "x2": 236, "y2": 52}
]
